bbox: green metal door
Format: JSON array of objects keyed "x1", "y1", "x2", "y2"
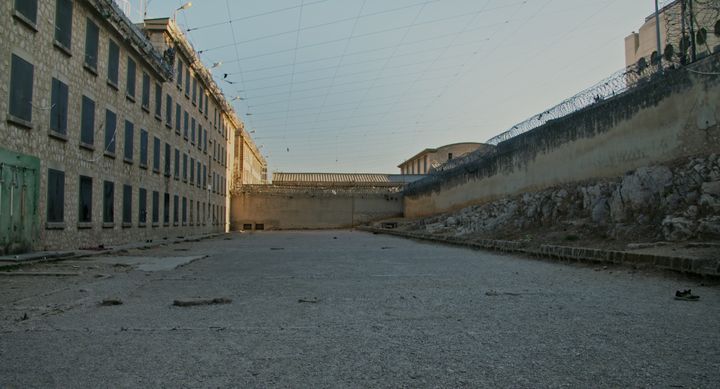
[{"x1": 0, "y1": 147, "x2": 40, "y2": 255}]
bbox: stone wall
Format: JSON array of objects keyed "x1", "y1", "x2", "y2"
[
  {"x1": 404, "y1": 53, "x2": 720, "y2": 218},
  {"x1": 230, "y1": 186, "x2": 403, "y2": 230},
  {"x1": 401, "y1": 155, "x2": 720, "y2": 244}
]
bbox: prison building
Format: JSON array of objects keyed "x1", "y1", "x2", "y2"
[{"x1": 0, "y1": 0, "x2": 264, "y2": 253}]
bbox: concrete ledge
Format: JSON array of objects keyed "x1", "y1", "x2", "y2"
[{"x1": 359, "y1": 227, "x2": 720, "y2": 278}]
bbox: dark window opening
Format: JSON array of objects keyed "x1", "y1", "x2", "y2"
[
  {"x1": 14, "y1": 0, "x2": 38, "y2": 26},
  {"x1": 50, "y1": 78, "x2": 69, "y2": 136},
  {"x1": 152, "y1": 191, "x2": 159, "y2": 224},
  {"x1": 139, "y1": 129, "x2": 148, "y2": 168},
  {"x1": 153, "y1": 136, "x2": 161, "y2": 172},
  {"x1": 84, "y1": 18, "x2": 99, "y2": 71},
  {"x1": 183, "y1": 111, "x2": 189, "y2": 139},
  {"x1": 154, "y1": 83, "x2": 162, "y2": 118},
  {"x1": 182, "y1": 153, "x2": 188, "y2": 182},
  {"x1": 255, "y1": 224, "x2": 264, "y2": 231},
  {"x1": 243, "y1": 224, "x2": 252, "y2": 230},
  {"x1": 123, "y1": 120, "x2": 134, "y2": 162},
  {"x1": 165, "y1": 94, "x2": 172, "y2": 126},
  {"x1": 79, "y1": 175, "x2": 92, "y2": 223},
  {"x1": 54, "y1": 0, "x2": 73, "y2": 51},
  {"x1": 107, "y1": 40, "x2": 119, "y2": 87},
  {"x1": 80, "y1": 95, "x2": 95, "y2": 146},
  {"x1": 47, "y1": 168, "x2": 65, "y2": 223},
  {"x1": 174, "y1": 149, "x2": 180, "y2": 179},
  {"x1": 164, "y1": 143, "x2": 171, "y2": 176},
  {"x1": 104, "y1": 109, "x2": 117, "y2": 155},
  {"x1": 103, "y1": 181, "x2": 114, "y2": 223},
  {"x1": 163, "y1": 192, "x2": 170, "y2": 224},
  {"x1": 175, "y1": 104, "x2": 181, "y2": 134},
  {"x1": 173, "y1": 195, "x2": 179, "y2": 224},
  {"x1": 126, "y1": 57, "x2": 136, "y2": 100},
  {"x1": 122, "y1": 184, "x2": 132, "y2": 225},
  {"x1": 141, "y1": 72, "x2": 150, "y2": 110},
  {"x1": 138, "y1": 188, "x2": 147, "y2": 225},
  {"x1": 9, "y1": 54, "x2": 34, "y2": 124}
]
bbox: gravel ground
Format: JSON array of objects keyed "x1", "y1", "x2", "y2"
[{"x1": 1, "y1": 230, "x2": 719, "y2": 388}]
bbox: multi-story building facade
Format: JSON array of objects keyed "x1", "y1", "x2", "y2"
[
  {"x1": 233, "y1": 128, "x2": 267, "y2": 187},
  {"x1": 0, "y1": 0, "x2": 263, "y2": 253}
]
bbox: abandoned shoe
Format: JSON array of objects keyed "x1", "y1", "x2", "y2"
[{"x1": 674, "y1": 289, "x2": 700, "y2": 301}]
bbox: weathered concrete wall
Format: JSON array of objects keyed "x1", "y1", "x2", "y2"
[
  {"x1": 230, "y1": 186, "x2": 403, "y2": 230},
  {"x1": 405, "y1": 54, "x2": 720, "y2": 218}
]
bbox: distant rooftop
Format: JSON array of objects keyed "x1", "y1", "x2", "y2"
[{"x1": 272, "y1": 173, "x2": 425, "y2": 187}]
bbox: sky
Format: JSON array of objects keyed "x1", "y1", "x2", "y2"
[{"x1": 125, "y1": 0, "x2": 660, "y2": 174}]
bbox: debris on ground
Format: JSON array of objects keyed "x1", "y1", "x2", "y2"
[
  {"x1": 172, "y1": 297, "x2": 232, "y2": 307},
  {"x1": 298, "y1": 297, "x2": 319, "y2": 303},
  {"x1": 674, "y1": 289, "x2": 700, "y2": 301},
  {"x1": 270, "y1": 247, "x2": 285, "y2": 250},
  {"x1": 100, "y1": 298, "x2": 123, "y2": 306}
]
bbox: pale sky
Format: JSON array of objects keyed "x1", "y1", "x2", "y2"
[{"x1": 131, "y1": 0, "x2": 660, "y2": 174}]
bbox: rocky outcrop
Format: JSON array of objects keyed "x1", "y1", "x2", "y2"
[{"x1": 403, "y1": 155, "x2": 720, "y2": 243}]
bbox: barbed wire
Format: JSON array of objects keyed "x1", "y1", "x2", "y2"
[{"x1": 486, "y1": 0, "x2": 719, "y2": 146}]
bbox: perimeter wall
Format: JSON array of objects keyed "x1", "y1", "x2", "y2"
[
  {"x1": 404, "y1": 54, "x2": 720, "y2": 218},
  {"x1": 230, "y1": 186, "x2": 403, "y2": 230}
]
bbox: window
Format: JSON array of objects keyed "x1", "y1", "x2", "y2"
[
  {"x1": 107, "y1": 40, "x2": 119, "y2": 87},
  {"x1": 203, "y1": 164, "x2": 207, "y2": 188},
  {"x1": 189, "y1": 199, "x2": 194, "y2": 225},
  {"x1": 174, "y1": 149, "x2": 180, "y2": 179},
  {"x1": 154, "y1": 83, "x2": 162, "y2": 119},
  {"x1": 448, "y1": 153, "x2": 453, "y2": 160},
  {"x1": 50, "y1": 78, "x2": 69, "y2": 137},
  {"x1": 173, "y1": 195, "x2": 179, "y2": 225},
  {"x1": 141, "y1": 72, "x2": 150, "y2": 110},
  {"x1": 54, "y1": 0, "x2": 73, "y2": 52},
  {"x1": 126, "y1": 57, "x2": 136, "y2": 100},
  {"x1": 47, "y1": 169, "x2": 65, "y2": 223},
  {"x1": 104, "y1": 109, "x2": 117, "y2": 155},
  {"x1": 192, "y1": 77, "x2": 197, "y2": 105},
  {"x1": 203, "y1": 129, "x2": 208, "y2": 153},
  {"x1": 197, "y1": 125, "x2": 202, "y2": 150},
  {"x1": 190, "y1": 157, "x2": 195, "y2": 185},
  {"x1": 123, "y1": 120, "x2": 134, "y2": 162},
  {"x1": 163, "y1": 192, "x2": 170, "y2": 225},
  {"x1": 182, "y1": 197, "x2": 187, "y2": 225},
  {"x1": 139, "y1": 129, "x2": 148, "y2": 168},
  {"x1": 204, "y1": 94, "x2": 208, "y2": 118},
  {"x1": 152, "y1": 191, "x2": 159, "y2": 224},
  {"x1": 198, "y1": 86, "x2": 203, "y2": 113},
  {"x1": 153, "y1": 137, "x2": 161, "y2": 172},
  {"x1": 80, "y1": 96, "x2": 95, "y2": 147},
  {"x1": 175, "y1": 103, "x2": 181, "y2": 134},
  {"x1": 176, "y1": 60, "x2": 183, "y2": 89},
  {"x1": 84, "y1": 18, "x2": 99, "y2": 72},
  {"x1": 196, "y1": 161, "x2": 201, "y2": 187},
  {"x1": 182, "y1": 153, "x2": 188, "y2": 182},
  {"x1": 103, "y1": 181, "x2": 114, "y2": 223},
  {"x1": 14, "y1": 0, "x2": 38, "y2": 26},
  {"x1": 164, "y1": 143, "x2": 171, "y2": 176},
  {"x1": 184, "y1": 68, "x2": 190, "y2": 96},
  {"x1": 183, "y1": 111, "x2": 189, "y2": 139},
  {"x1": 165, "y1": 94, "x2": 172, "y2": 127},
  {"x1": 138, "y1": 188, "x2": 147, "y2": 225},
  {"x1": 8, "y1": 54, "x2": 34, "y2": 125},
  {"x1": 122, "y1": 184, "x2": 132, "y2": 225},
  {"x1": 79, "y1": 175, "x2": 92, "y2": 223},
  {"x1": 191, "y1": 118, "x2": 196, "y2": 144}
]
